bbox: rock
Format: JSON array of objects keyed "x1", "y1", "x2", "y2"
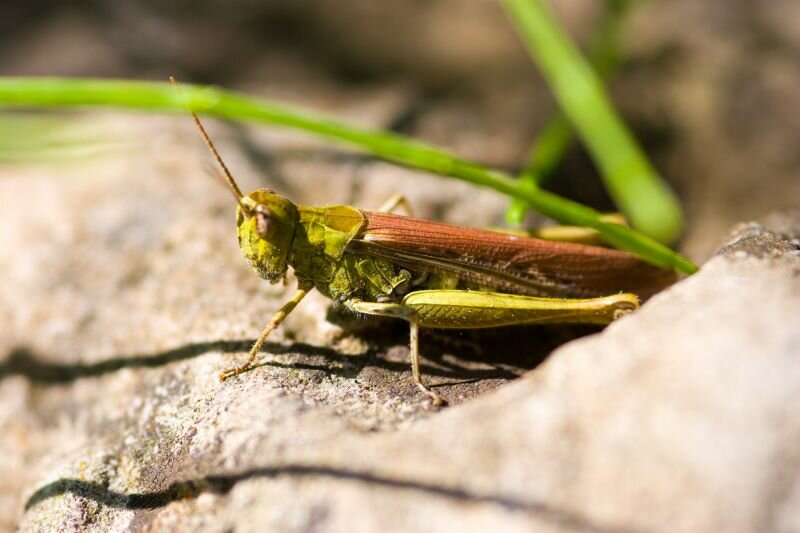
[
  {"x1": 2, "y1": 107, "x2": 800, "y2": 531},
  {"x1": 0, "y1": 108, "x2": 550, "y2": 531}
]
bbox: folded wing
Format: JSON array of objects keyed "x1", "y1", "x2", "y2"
[{"x1": 348, "y1": 211, "x2": 676, "y2": 298}]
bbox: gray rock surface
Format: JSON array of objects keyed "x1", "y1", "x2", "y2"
[{"x1": 1, "y1": 108, "x2": 799, "y2": 532}]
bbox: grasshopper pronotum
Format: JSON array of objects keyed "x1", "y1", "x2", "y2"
[{"x1": 183, "y1": 103, "x2": 674, "y2": 405}]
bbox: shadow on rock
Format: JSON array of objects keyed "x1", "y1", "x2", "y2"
[
  {"x1": 0, "y1": 334, "x2": 536, "y2": 386},
  {"x1": 0, "y1": 341, "x2": 252, "y2": 384},
  {"x1": 346, "y1": 314, "x2": 604, "y2": 381},
  {"x1": 24, "y1": 464, "x2": 637, "y2": 533}
]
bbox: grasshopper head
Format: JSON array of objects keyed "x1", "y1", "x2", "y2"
[
  {"x1": 236, "y1": 189, "x2": 299, "y2": 283},
  {"x1": 172, "y1": 92, "x2": 298, "y2": 283}
]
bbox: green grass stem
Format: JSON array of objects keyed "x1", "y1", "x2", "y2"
[
  {"x1": 502, "y1": 0, "x2": 683, "y2": 244},
  {"x1": 505, "y1": 0, "x2": 636, "y2": 225},
  {"x1": 0, "y1": 77, "x2": 696, "y2": 273}
]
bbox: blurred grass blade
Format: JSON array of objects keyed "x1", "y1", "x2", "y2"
[
  {"x1": 0, "y1": 77, "x2": 697, "y2": 273},
  {"x1": 0, "y1": 112, "x2": 127, "y2": 165},
  {"x1": 502, "y1": 0, "x2": 683, "y2": 244},
  {"x1": 505, "y1": 107, "x2": 572, "y2": 226},
  {"x1": 506, "y1": 0, "x2": 636, "y2": 225}
]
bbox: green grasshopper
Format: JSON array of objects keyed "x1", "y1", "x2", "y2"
[{"x1": 186, "y1": 111, "x2": 675, "y2": 405}]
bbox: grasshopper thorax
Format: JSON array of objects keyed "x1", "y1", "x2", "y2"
[{"x1": 236, "y1": 189, "x2": 299, "y2": 283}]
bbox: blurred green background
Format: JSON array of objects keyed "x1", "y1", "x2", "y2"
[{"x1": 1, "y1": 0, "x2": 798, "y2": 259}]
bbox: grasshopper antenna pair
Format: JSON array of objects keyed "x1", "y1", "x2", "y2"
[
  {"x1": 170, "y1": 77, "x2": 247, "y2": 211},
  {"x1": 170, "y1": 77, "x2": 310, "y2": 386}
]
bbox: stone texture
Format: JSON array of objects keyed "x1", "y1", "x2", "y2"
[
  {"x1": 2, "y1": 1, "x2": 800, "y2": 530},
  {"x1": 1, "y1": 108, "x2": 799, "y2": 531},
  {"x1": 0, "y1": 109, "x2": 548, "y2": 532}
]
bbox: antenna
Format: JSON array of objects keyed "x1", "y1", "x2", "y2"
[{"x1": 169, "y1": 77, "x2": 247, "y2": 207}]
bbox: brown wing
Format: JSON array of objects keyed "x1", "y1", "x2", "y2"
[{"x1": 348, "y1": 211, "x2": 676, "y2": 298}]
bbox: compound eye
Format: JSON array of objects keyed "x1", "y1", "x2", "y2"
[{"x1": 255, "y1": 204, "x2": 271, "y2": 238}]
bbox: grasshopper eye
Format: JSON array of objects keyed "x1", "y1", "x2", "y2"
[{"x1": 255, "y1": 204, "x2": 271, "y2": 238}]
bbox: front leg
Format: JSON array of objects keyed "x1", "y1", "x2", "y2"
[
  {"x1": 344, "y1": 299, "x2": 445, "y2": 406},
  {"x1": 219, "y1": 280, "x2": 314, "y2": 381}
]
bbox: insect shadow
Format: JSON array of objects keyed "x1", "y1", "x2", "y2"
[
  {"x1": 326, "y1": 308, "x2": 604, "y2": 387},
  {"x1": 0, "y1": 342, "x2": 248, "y2": 385},
  {"x1": 0, "y1": 325, "x2": 590, "y2": 387}
]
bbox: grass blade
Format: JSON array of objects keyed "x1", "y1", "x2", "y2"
[
  {"x1": 502, "y1": 0, "x2": 683, "y2": 244},
  {"x1": 505, "y1": 0, "x2": 636, "y2": 225},
  {"x1": 0, "y1": 77, "x2": 697, "y2": 273}
]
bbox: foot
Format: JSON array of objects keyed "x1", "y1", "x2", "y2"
[
  {"x1": 417, "y1": 383, "x2": 447, "y2": 407},
  {"x1": 219, "y1": 364, "x2": 252, "y2": 381}
]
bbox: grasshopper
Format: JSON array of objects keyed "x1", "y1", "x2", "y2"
[{"x1": 184, "y1": 110, "x2": 675, "y2": 405}]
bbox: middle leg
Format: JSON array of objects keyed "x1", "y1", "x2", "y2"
[
  {"x1": 344, "y1": 299, "x2": 445, "y2": 406},
  {"x1": 375, "y1": 194, "x2": 414, "y2": 217}
]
